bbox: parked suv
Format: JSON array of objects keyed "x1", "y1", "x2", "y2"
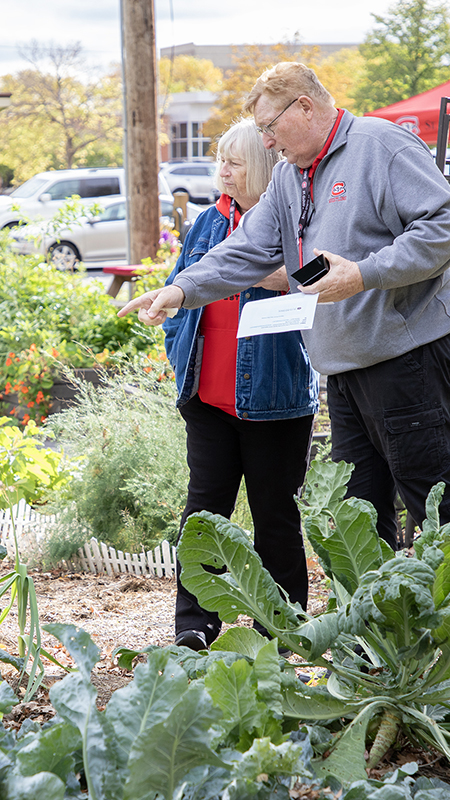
[
  {"x1": 0, "y1": 167, "x2": 173, "y2": 229},
  {"x1": 159, "y1": 161, "x2": 219, "y2": 203}
]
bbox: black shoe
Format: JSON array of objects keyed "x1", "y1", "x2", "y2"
[
  {"x1": 175, "y1": 629, "x2": 208, "y2": 652},
  {"x1": 278, "y1": 647, "x2": 292, "y2": 658}
]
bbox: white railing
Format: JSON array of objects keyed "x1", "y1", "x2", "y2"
[{"x1": 0, "y1": 500, "x2": 177, "y2": 578}]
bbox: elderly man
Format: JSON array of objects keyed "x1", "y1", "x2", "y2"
[{"x1": 119, "y1": 62, "x2": 450, "y2": 550}]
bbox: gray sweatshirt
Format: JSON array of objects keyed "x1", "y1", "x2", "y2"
[{"x1": 174, "y1": 109, "x2": 450, "y2": 375}]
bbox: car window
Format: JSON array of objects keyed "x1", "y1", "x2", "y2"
[
  {"x1": 98, "y1": 202, "x2": 126, "y2": 222},
  {"x1": 47, "y1": 180, "x2": 81, "y2": 200},
  {"x1": 160, "y1": 199, "x2": 174, "y2": 216},
  {"x1": 79, "y1": 177, "x2": 121, "y2": 198},
  {"x1": 10, "y1": 177, "x2": 49, "y2": 199},
  {"x1": 170, "y1": 166, "x2": 210, "y2": 176}
]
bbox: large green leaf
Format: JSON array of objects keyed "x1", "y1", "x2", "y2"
[
  {"x1": 5, "y1": 771, "x2": 65, "y2": 800},
  {"x1": 15, "y1": 721, "x2": 80, "y2": 783},
  {"x1": 347, "y1": 558, "x2": 439, "y2": 645},
  {"x1": 50, "y1": 673, "x2": 124, "y2": 800},
  {"x1": 301, "y1": 459, "x2": 355, "y2": 511},
  {"x1": 211, "y1": 627, "x2": 269, "y2": 659},
  {"x1": 179, "y1": 513, "x2": 303, "y2": 637},
  {"x1": 43, "y1": 623, "x2": 100, "y2": 681},
  {"x1": 312, "y1": 702, "x2": 382, "y2": 784},
  {"x1": 231, "y1": 735, "x2": 314, "y2": 783},
  {"x1": 124, "y1": 681, "x2": 226, "y2": 800},
  {"x1": 281, "y1": 680, "x2": 360, "y2": 721},
  {"x1": 106, "y1": 649, "x2": 190, "y2": 762},
  {"x1": 433, "y1": 541, "x2": 450, "y2": 610},
  {"x1": 204, "y1": 658, "x2": 270, "y2": 746},
  {"x1": 305, "y1": 498, "x2": 384, "y2": 596},
  {"x1": 253, "y1": 639, "x2": 284, "y2": 715},
  {"x1": 0, "y1": 679, "x2": 19, "y2": 715},
  {"x1": 178, "y1": 511, "x2": 335, "y2": 662}
]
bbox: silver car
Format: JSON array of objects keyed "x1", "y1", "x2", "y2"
[{"x1": 10, "y1": 195, "x2": 202, "y2": 269}]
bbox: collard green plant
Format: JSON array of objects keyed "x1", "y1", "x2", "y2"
[
  {"x1": 176, "y1": 460, "x2": 450, "y2": 784},
  {"x1": 1, "y1": 624, "x2": 449, "y2": 797}
]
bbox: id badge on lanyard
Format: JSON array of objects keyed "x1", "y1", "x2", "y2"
[{"x1": 297, "y1": 169, "x2": 312, "y2": 270}]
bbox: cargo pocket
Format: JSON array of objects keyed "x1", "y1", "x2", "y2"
[{"x1": 384, "y1": 407, "x2": 446, "y2": 480}]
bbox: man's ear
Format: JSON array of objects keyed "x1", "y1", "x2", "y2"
[{"x1": 297, "y1": 96, "x2": 314, "y2": 117}]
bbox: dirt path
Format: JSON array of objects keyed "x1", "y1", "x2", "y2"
[{"x1": 0, "y1": 556, "x2": 328, "y2": 720}]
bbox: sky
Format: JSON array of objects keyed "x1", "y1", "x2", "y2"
[{"x1": 0, "y1": 0, "x2": 394, "y2": 77}]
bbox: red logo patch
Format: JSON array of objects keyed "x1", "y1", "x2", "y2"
[
  {"x1": 329, "y1": 180, "x2": 347, "y2": 203},
  {"x1": 331, "y1": 181, "x2": 346, "y2": 197}
]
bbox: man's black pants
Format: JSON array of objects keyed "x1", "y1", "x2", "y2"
[
  {"x1": 328, "y1": 333, "x2": 450, "y2": 551},
  {"x1": 175, "y1": 394, "x2": 314, "y2": 644}
]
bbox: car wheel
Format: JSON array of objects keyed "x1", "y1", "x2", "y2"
[
  {"x1": 48, "y1": 241, "x2": 80, "y2": 271},
  {"x1": 173, "y1": 188, "x2": 193, "y2": 201},
  {"x1": 2, "y1": 221, "x2": 22, "y2": 229}
]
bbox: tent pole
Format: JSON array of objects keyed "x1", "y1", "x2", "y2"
[{"x1": 435, "y1": 97, "x2": 450, "y2": 175}]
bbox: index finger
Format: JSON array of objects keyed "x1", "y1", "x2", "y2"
[{"x1": 117, "y1": 296, "x2": 150, "y2": 318}]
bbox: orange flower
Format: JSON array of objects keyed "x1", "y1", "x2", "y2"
[
  {"x1": 8, "y1": 352, "x2": 15, "y2": 358},
  {"x1": 5, "y1": 358, "x2": 12, "y2": 366},
  {"x1": 35, "y1": 391, "x2": 45, "y2": 404},
  {"x1": 40, "y1": 415, "x2": 47, "y2": 423},
  {"x1": 22, "y1": 413, "x2": 30, "y2": 425},
  {"x1": 51, "y1": 348, "x2": 59, "y2": 358},
  {"x1": 9, "y1": 408, "x2": 16, "y2": 415},
  {"x1": 29, "y1": 344, "x2": 37, "y2": 352},
  {"x1": 20, "y1": 386, "x2": 29, "y2": 394},
  {"x1": 4, "y1": 382, "x2": 11, "y2": 395},
  {"x1": 13, "y1": 384, "x2": 20, "y2": 392},
  {"x1": 27, "y1": 401, "x2": 35, "y2": 408}
]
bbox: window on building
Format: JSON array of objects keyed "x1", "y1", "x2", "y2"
[{"x1": 171, "y1": 121, "x2": 211, "y2": 160}]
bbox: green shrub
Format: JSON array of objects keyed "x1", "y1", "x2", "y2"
[
  {"x1": 41, "y1": 359, "x2": 189, "y2": 562},
  {"x1": 0, "y1": 236, "x2": 165, "y2": 425}
]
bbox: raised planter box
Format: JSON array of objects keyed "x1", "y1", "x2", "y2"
[
  {"x1": 0, "y1": 368, "x2": 105, "y2": 422},
  {"x1": 50, "y1": 368, "x2": 105, "y2": 414}
]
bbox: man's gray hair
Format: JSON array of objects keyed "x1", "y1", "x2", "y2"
[
  {"x1": 244, "y1": 62, "x2": 334, "y2": 114},
  {"x1": 215, "y1": 117, "x2": 281, "y2": 202}
]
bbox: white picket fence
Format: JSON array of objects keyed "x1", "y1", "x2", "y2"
[{"x1": 0, "y1": 499, "x2": 177, "y2": 578}]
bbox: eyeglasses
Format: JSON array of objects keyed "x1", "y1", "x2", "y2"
[{"x1": 256, "y1": 98, "x2": 299, "y2": 137}]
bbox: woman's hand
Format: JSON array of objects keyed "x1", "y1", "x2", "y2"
[{"x1": 117, "y1": 285, "x2": 185, "y2": 326}]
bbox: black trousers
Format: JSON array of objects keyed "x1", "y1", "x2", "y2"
[
  {"x1": 175, "y1": 394, "x2": 314, "y2": 644},
  {"x1": 328, "y1": 333, "x2": 450, "y2": 551}
]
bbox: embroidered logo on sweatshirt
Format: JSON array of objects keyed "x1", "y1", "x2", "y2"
[{"x1": 329, "y1": 181, "x2": 347, "y2": 203}]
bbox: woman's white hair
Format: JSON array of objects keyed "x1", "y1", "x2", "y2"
[{"x1": 215, "y1": 117, "x2": 281, "y2": 203}]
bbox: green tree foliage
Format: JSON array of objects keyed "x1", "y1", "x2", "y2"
[
  {"x1": 0, "y1": 42, "x2": 123, "y2": 184},
  {"x1": 352, "y1": 0, "x2": 450, "y2": 113},
  {"x1": 203, "y1": 44, "x2": 364, "y2": 148},
  {"x1": 158, "y1": 54, "x2": 223, "y2": 96}
]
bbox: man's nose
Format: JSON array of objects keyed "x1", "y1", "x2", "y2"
[{"x1": 262, "y1": 131, "x2": 276, "y2": 148}]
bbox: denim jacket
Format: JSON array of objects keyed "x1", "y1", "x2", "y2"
[{"x1": 163, "y1": 204, "x2": 319, "y2": 421}]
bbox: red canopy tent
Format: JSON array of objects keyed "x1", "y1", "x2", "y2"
[{"x1": 364, "y1": 80, "x2": 450, "y2": 145}]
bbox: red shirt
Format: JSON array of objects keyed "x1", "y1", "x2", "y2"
[{"x1": 198, "y1": 194, "x2": 241, "y2": 416}]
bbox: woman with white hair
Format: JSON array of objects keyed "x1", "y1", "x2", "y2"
[{"x1": 163, "y1": 117, "x2": 319, "y2": 652}]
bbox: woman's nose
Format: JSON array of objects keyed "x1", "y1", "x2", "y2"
[{"x1": 220, "y1": 162, "x2": 231, "y2": 176}]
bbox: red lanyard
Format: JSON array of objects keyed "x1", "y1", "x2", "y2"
[
  {"x1": 296, "y1": 108, "x2": 344, "y2": 270},
  {"x1": 297, "y1": 169, "x2": 312, "y2": 269}
]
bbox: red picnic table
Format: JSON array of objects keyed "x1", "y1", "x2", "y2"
[{"x1": 102, "y1": 265, "x2": 152, "y2": 299}]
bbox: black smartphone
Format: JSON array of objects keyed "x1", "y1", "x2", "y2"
[{"x1": 291, "y1": 254, "x2": 330, "y2": 286}]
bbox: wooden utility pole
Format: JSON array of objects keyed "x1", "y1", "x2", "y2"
[{"x1": 120, "y1": 0, "x2": 159, "y2": 264}]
